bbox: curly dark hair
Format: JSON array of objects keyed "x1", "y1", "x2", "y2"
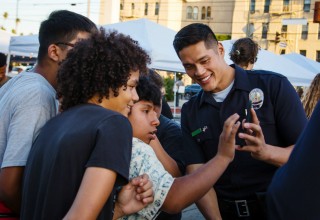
[
  {"x1": 57, "y1": 28, "x2": 151, "y2": 111},
  {"x1": 229, "y1": 38, "x2": 260, "y2": 68},
  {"x1": 136, "y1": 76, "x2": 162, "y2": 107}
]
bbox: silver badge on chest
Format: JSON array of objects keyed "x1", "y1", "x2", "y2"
[{"x1": 249, "y1": 88, "x2": 264, "y2": 110}]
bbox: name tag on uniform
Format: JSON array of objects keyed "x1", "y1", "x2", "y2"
[{"x1": 191, "y1": 126, "x2": 208, "y2": 137}]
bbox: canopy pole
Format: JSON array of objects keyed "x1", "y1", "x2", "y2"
[{"x1": 5, "y1": 52, "x2": 11, "y2": 75}]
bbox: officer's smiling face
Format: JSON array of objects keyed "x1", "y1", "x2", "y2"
[{"x1": 179, "y1": 41, "x2": 228, "y2": 93}]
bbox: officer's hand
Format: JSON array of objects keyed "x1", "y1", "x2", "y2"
[
  {"x1": 236, "y1": 108, "x2": 269, "y2": 161},
  {"x1": 217, "y1": 113, "x2": 240, "y2": 162}
]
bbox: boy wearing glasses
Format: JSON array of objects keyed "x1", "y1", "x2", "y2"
[{"x1": 0, "y1": 10, "x2": 98, "y2": 217}]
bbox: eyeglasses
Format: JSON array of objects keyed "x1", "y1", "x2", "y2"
[{"x1": 55, "y1": 42, "x2": 75, "y2": 48}]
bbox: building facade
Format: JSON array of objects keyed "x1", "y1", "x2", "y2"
[
  {"x1": 99, "y1": 0, "x2": 320, "y2": 61},
  {"x1": 243, "y1": 0, "x2": 320, "y2": 61}
]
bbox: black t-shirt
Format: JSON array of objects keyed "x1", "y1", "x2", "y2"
[{"x1": 21, "y1": 104, "x2": 132, "y2": 220}]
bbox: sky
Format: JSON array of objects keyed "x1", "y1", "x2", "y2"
[{"x1": 0, "y1": 0, "x2": 101, "y2": 35}]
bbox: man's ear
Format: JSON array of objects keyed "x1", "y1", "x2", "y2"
[
  {"x1": 47, "y1": 44, "x2": 60, "y2": 62},
  {"x1": 217, "y1": 42, "x2": 225, "y2": 56}
]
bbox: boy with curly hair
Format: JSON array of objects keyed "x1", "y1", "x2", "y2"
[{"x1": 21, "y1": 29, "x2": 154, "y2": 219}]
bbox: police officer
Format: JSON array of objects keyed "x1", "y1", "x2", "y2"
[{"x1": 173, "y1": 23, "x2": 307, "y2": 220}]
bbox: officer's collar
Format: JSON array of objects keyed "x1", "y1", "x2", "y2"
[
  {"x1": 199, "y1": 64, "x2": 251, "y2": 106},
  {"x1": 232, "y1": 64, "x2": 251, "y2": 92}
]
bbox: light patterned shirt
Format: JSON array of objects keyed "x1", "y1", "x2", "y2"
[{"x1": 119, "y1": 138, "x2": 174, "y2": 220}]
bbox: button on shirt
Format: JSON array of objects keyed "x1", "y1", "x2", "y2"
[{"x1": 181, "y1": 64, "x2": 307, "y2": 199}]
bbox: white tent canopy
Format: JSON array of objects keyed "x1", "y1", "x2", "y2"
[
  {"x1": 9, "y1": 34, "x2": 39, "y2": 57},
  {"x1": 222, "y1": 40, "x2": 315, "y2": 86},
  {"x1": 6, "y1": 21, "x2": 315, "y2": 86},
  {"x1": 0, "y1": 30, "x2": 11, "y2": 54},
  {"x1": 102, "y1": 18, "x2": 184, "y2": 73},
  {"x1": 281, "y1": 53, "x2": 320, "y2": 74},
  {"x1": 7, "y1": 19, "x2": 184, "y2": 73}
]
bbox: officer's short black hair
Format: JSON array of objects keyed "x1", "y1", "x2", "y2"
[{"x1": 173, "y1": 23, "x2": 218, "y2": 56}]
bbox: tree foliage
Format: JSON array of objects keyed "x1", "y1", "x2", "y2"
[
  {"x1": 164, "y1": 77, "x2": 174, "y2": 101},
  {"x1": 216, "y1": 34, "x2": 231, "y2": 41}
]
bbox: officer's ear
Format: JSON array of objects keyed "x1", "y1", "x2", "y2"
[{"x1": 217, "y1": 42, "x2": 225, "y2": 56}]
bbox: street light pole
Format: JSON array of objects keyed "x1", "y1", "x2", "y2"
[{"x1": 246, "y1": 0, "x2": 250, "y2": 37}]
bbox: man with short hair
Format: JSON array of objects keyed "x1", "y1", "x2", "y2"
[
  {"x1": 0, "y1": 10, "x2": 98, "y2": 216},
  {"x1": 0, "y1": 52, "x2": 10, "y2": 88},
  {"x1": 173, "y1": 23, "x2": 307, "y2": 219}
]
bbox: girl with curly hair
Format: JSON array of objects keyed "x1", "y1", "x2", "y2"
[
  {"x1": 302, "y1": 73, "x2": 320, "y2": 118},
  {"x1": 21, "y1": 29, "x2": 154, "y2": 220}
]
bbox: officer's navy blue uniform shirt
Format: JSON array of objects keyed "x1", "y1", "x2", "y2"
[
  {"x1": 267, "y1": 101, "x2": 320, "y2": 220},
  {"x1": 157, "y1": 114, "x2": 186, "y2": 174},
  {"x1": 181, "y1": 64, "x2": 307, "y2": 200}
]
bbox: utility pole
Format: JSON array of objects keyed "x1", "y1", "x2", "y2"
[
  {"x1": 246, "y1": 0, "x2": 251, "y2": 37},
  {"x1": 156, "y1": 0, "x2": 161, "y2": 23},
  {"x1": 274, "y1": 31, "x2": 280, "y2": 52}
]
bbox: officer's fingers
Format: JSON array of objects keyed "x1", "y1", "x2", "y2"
[
  {"x1": 238, "y1": 132, "x2": 260, "y2": 145},
  {"x1": 243, "y1": 122, "x2": 263, "y2": 138},
  {"x1": 246, "y1": 128, "x2": 255, "y2": 136},
  {"x1": 236, "y1": 145, "x2": 260, "y2": 153},
  {"x1": 251, "y1": 108, "x2": 260, "y2": 125},
  {"x1": 241, "y1": 118, "x2": 246, "y2": 130},
  {"x1": 241, "y1": 117, "x2": 254, "y2": 136}
]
